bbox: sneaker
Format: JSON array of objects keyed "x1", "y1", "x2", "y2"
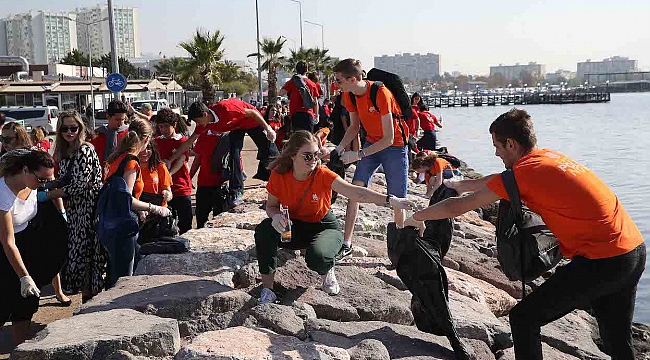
[
  {"x1": 260, "y1": 287, "x2": 277, "y2": 304},
  {"x1": 231, "y1": 190, "x2": 244, "y2": 207},
  {"x1": 335, "y1": 244, "x2": 352, "y2": 262},
  {"x1": 321, "y1": 268, "x2": 340, "y2": 296}
]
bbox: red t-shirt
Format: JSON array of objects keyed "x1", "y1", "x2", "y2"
[
  {"x1": 193, "y1": 130, "x2": 222, "y2": 187},
  {"x1": 154, "y1": 135, "x2": 192, "y2": 197},
  {"x1": 315, "y1": 82, "x2": 324, "y2": 98},
  {"x1": 90, "y1": 129, "x2": 129, "y2": 163},
  {"x1": 35, "y1": 140, "x2": 51, "y2": 152},
  {"x1": 282, "y1": 76, "x2": 320, "y2": 116},
  {"x1": 418, "y1": 111, "x2": 438, "y2": 131},
  {"x1": 486, "y1": 149, "x2": 644, "y2": 260},
  {"x1": 406, "y1": 105, "x2": 420, "y2": 137},
  {"x1": 199, "y1": 98, "x2": 260, "y2": 134}
]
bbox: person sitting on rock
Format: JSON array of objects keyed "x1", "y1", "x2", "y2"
[
  {"x1": 405, "y1": 108, "x2": 645, "y2": 360},
  {"x1": 255, "y1": 130, "x2": 415, "y2": 304}
]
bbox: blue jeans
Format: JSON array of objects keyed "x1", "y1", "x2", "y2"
[
  {"x1": 352, "y1": 143, "x2": 408, "y2": 197},
  {"x1": 229, "y1": 126, "x2": 279, "y2": 192},
  {"x1": 104, "y1": 233, "x2": 139, "y2": 289}
]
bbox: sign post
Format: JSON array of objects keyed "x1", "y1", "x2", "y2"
[{"x1": 106, "y1": 73, "x2": 127, "y2": 96}]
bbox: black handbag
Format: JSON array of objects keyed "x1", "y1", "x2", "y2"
[
  {"x1": 138, "y1": 215, "x2": 179, "y2": 245},
  {"x1": 139, "y1": 236, "x2": 190, "y2": 255},
  {"x1": 139, "y1": 192, "x2": 164, "y2": 206}
]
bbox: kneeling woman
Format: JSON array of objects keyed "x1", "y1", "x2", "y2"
[{"x1": 255, "y1": 131, "x2": 414, "y2": 304}]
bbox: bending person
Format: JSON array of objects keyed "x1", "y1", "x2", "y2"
[{"x1": 255, "y1": 131, "x2": 415, "y2": 304}]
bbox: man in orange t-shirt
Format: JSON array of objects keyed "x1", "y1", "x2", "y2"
[
  {"x1": 330, "y1": 58, "x2": 409, "y2": 260},
  {"x1": 404, "y1": 109, "x2": 645, "y2": 360}
]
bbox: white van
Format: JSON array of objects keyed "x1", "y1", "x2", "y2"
[
  {"x1": 0, "y1": 106, "x2": 59, "y2": 134},
  {"x1": 130, "y1": 99, "x2": 180, "y2": 115}
]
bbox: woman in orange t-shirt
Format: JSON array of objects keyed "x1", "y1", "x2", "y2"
[
  {"x1": 102, "y1": 119, "x2": 171, "y2": 288},
  {"x1": 411, "y1": 153, "x2": 459, "y2": 198},
  {"x1": 255, "y1": 130, "x2": 415, "y2": 304},
  {"x1": 138, "y1": 140, "x2": 172, "y2": 208}
]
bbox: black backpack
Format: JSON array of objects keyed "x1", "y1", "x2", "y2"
[
  {"x1": 496, "y1": 169, "x2": 563, "y2": 298},
  {"x1": 437, "y1": 153, "x2": 462, "y2": 169},
  {"x1": 328, "y1": 95, "x2": 346, "y2": 145},
  {"x1": 367, "y1": 68, "x2": 413, "y2": 120},
  {"x1": 291, "y1": 75, "x2": 317, "y2": 109}
]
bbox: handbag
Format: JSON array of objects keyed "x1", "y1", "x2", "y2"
[
  {"x1": 139, "y1": 192, "x2": 164, "y2": 207},
  {"x1": 138, "y1": 214, "x2": 180, "y2": 245}
]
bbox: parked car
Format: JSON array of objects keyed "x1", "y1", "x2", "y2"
[
  {"x1": 0, "y1": 106, "x2": 58, "y2": 133},
  {"x1": 130, "y1": 99, "x2": 181, "y2": 115}
]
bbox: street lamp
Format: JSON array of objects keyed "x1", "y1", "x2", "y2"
[
  {"x1": 288, "y1": 0, "x2": 303, "y2": 48},
  {"x1": 523, "y1": 83, "x2": 527, "y2": 102},
  {"x1": 255, "y1": 0, "x2": 263, "y2": 104},
  {"x1": 65, "y1": 15, "x2": 108, "y2": 128},
  {"x1": 304, "y1": 20, "x2": 324, "y2": 50}
]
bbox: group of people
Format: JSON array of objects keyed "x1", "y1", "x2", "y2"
[{"x1": 0, "y1": 56, "x2": 645, "y2": 360}]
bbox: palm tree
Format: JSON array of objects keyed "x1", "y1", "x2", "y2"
[
  {"x1": 284, "y1": 47, "x2": 310, "y2": 74},
  {"x1": 249, "y1": 37, "x2": 286, "y2": 102},
  {"x1": 154, "y1": 57, "x2": 186, "y2": 77},
  {"x1": 178, "y1": 29, "x2": 225, "y2": 103}
]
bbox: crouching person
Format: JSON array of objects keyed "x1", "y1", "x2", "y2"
[{"x1": 255, "y1": 130, "x2": 415, "y2": 304}]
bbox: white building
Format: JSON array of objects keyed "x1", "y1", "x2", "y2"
[
  {"x1": 576, "y1": 56, "x2": 638, "y2": 78},
  {"x1": 76, "y1": 5, "x2": 140, "y2": 59},
  {"x1": 0, "y1": 11, "x2": 77, "y2": 64},
  {"x1": 490, "y1": 62, "x2": 546, "y2": 81},
  {"x1": 374, "y1": 53, "x2": 441, "y2": 82},
  {"x1": 545, "y1": 69, "x2": 576, "y2": 84}
]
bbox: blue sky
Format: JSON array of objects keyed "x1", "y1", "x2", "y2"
[{"x1": 3, "y1": 0, "x2": 649, "y2": 74}]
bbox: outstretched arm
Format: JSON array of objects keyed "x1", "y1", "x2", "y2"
[{"x1": 412, "y1": 185, "x2": 500, "y2": 222}]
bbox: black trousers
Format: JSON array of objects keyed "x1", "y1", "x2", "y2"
[
  {"x1": 291, "y1": 112, "x2": 314, "y2": 133},
  {"x1": 509, "y1": 243, "x2": 646, "y2": 360},
  {"x1": 416, "y1": 130, "x2": 437, "y2": 151},
  {"x1": 168, "y1": 195, "x2": 193, "y2": 235},
  {"x1": 195, "y1": 186, "x2": 225, "y2": 229},
  {"x1": 229, "y1": 126, "x2": 279, "y2": 192}
]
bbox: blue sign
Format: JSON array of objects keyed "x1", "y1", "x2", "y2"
[{"x1": 106, "y1": 73, "x2": 127, "y2": 92}]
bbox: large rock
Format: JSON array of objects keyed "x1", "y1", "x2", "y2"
[
  {"x1": 497, "y1": 343, "x2": 580, "y2": 360},
  {"x1": 206, "y1": 209, "x2": 268, "y2": 230},
  {"x1": 13, "y1": 309, "x2": 179, "y2": 359},
  {"x1": 244, "y1": 303, "x2": 308, "y2": 340},
  {"x1": 134, "y1": 251, "x2": 244, "y2": 287},
  {"x1": 350, "y1": 235, "x2": 389, "y2": 258},
  {"x1": 182, "y1": 227, "x2": 256, "y2": 253},
  {"x1": 454, "y1": 211, "x2": 496, "y2": 230},
  {"x1": 540, "y1": 310, "x2": 609, "y2": 359},
  {"x1": 446, "y1": 268, "x2": 517, "y2": 317},
  {"x1": 78, "y1": 275, "x2": 257, "y2": 337},
  {"x1": 174, "y1": 326, "x2": 349, "y2": 360},
  {"x1": 448, "y1": 291, "x2": 512, "y2": 350},
  {"x1": 347, "y1": 339, "x2": 390, "y2": 360},
  {"x1": 306, "y1": 318, "x2": 492, "y2": 360}
]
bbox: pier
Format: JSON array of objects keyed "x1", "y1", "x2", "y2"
[{"x1": 423, "y1": 91, "x2": 611, "y2": 108}]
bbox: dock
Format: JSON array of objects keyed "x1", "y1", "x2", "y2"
[{"x1": 424, "y1": 91, "x2": 611, "y2": 108}]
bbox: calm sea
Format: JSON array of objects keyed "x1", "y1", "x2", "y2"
[{"x1": 434, "y1": 92, "x2": 650, "y2": 322}]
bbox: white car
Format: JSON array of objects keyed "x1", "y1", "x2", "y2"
[
  {"x1": 0, "y1": 106, "x2": 58, "y2": 133},
  {"x1": 130, "y1": 99, "x2": 181, "y2": 116}
]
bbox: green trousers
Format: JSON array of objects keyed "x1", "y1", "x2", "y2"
[{"x1": 255, "y1": 211, "x2": 343, "y2": 276}]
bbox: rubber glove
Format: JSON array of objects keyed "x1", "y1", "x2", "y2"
[
  {"x1": 20, "y1": 275, "x2": 40, "y2": 298},
  {"x1": 150, "y1": 205, "x2": 172, "y2": 217},
  {"x1": 37, "y1": 189, "x2": 48, "y2": 203},
  {"x1": 271, "y1": 213, "x2": 288, "y2": 234}
]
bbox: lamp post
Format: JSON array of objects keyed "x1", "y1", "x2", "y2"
[
  {"x1": 523, "y1": 83, "x2": 527, "y2": 103},
  {"x1": 65, "y1": 16, "x2": 108, "y2": 128},
  {"x1": 107, "y1": 0, "x2": 120, "y2": 100},
  {"x1": 304, "y1": 20, "x2": 324, "y2": 50},
  {"x1": 288, "y1": 0, "x2": 303, "y2": 48},
  {"x1": 255, "y1": 0, "x2": 263, "y2": 105}
]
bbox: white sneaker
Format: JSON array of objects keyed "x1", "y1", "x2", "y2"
[
  {"x1": 321, "y1": 268, "x2": 340, "y2": 296},
  {"x1": 260, "y1": 288, "x2": 277, "y2": 304}
]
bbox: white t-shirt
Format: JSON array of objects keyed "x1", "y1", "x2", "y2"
[{"x1": 0, "y1": 177, "x2": 37, "y2": 233}]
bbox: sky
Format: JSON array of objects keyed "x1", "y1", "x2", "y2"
[{"x1": 3, "y1": 0, "x2": 649, "y2": 75}]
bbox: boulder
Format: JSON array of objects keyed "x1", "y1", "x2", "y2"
[
  {"x1": 347, "y1": 339, "x2": 390, "y2": 360},
  {"x1": 233, "y1": 260, "x2": 260, "y2": 289},
  {"x1": 174, "y1": 326, "x2": 350, "y2": 360},
  {"x1": 497, "y1": 343, "x2": 580, "y2": 360},
  {"x1": 134, "y1": 251, "x2": 244, "y2": 287},
  {"x1": 374, "y1": 269, "x2": 408, "y2": 291},
  {"x1": 244, "y1": 303, "x2": 308, "y2": 340},
  {"x1": 78, "y1": 275, "x2": 257, "y2": 337},
  {"x1": 454, "y1": 211, "x2": 496, "y2": 230},
  {"x1": 446, "y1": 268, "x2": 517, "y2": 317},
  {"x1": 240, "y1": 187, "x2": 269, "y2": 204},
  {"x1": 12, "y1": 309, "x2": 179, "y2": 359},
  {"x1": 633, "y1": 322, "x2": 650, "y2": 359},
  {"x1": 350, "y1": 245, "x2": 369, "y2": 257},
  {"x1": 448, "y1": 291, "x2": 512, "y2": 350},
  {"x1": 351, "y1": 235, "x2": 389, "y2": 258},
  {"x1": 291, "y1": 302, "x2": 317, "y2": 321},
  {"x1": 206, "y1": 210, "x2": 268, "y2": 230},
  {"x1": 540, "y1": 310, "x2": 609, "y2": 359},
  {"x1": 182, "y1": 227, "x2": 256, "y2": 253}
]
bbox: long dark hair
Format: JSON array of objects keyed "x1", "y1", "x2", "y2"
[
  {"x1": 411, "y1": 92, "x2": 423, "y2": 107},
  {"x1": 144, "y1": 140, "x2": 163, "y2": 171},
  {"x1": 155, "y1": 108, "x2": 189, "y2": 136}
]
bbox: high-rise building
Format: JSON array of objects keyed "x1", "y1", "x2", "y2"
[
  {"x1": 0, "y1": 11, "x2": 77, "y2": 64},
  {"x1": 576, "y1": 56, "x2": 637, "y2": 78},
  {"x1": 489, "y1": 62, "x2": 546, "y2": 81},
  {"x1": 374, "y1": 53, "x2": 441, "y2": 82},
  {"x1": 76, "y1": 5, "x2": 140, "y2": 59}
]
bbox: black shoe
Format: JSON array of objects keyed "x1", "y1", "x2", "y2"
[
  {"x1": 335, "y1": 244, "x2": 352, "y2": 262},
  {"x1": 56, "y1": 294, "x2": 72, "y2": 307}
]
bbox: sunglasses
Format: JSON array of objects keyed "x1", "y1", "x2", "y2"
[
  {"x1": 0, "y1": 136, "x2": 16, "y2": 143},
  {"x1": 30, "y1": 170, "x2": 49, "y2": 184},
  {"x1": 60, "y1": 125, "x2": 79, "y2": 133},
  {"x1": 300, "y1": 151, "x2": 320, "y2": 162}
]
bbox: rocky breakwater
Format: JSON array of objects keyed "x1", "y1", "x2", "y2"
[{"x1": 12, "y1": 160, "x2": 650, "y2": 359}]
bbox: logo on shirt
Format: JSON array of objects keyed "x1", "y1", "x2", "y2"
[
  {"x1": 311, "y1": 193, "x2": 319, "y2": 202},
  {"x1": 152, "y1": 176, "x2": 158, "y2": 185},
  {"x1": 368, "y1": 106, "x2": 377, "y2": 113}
]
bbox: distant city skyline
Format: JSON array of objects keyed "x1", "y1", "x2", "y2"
[{"x1": 1, "y1": 0, "x2": 648, "y2": 75}]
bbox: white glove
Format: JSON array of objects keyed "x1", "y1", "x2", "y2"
[
  {"x1": 404, "y1": 216, "x2": 426, "y2": 237},
  {"x1": 389, "y1": 196, "x2": 417, "y2": 210},
  {"x1": 341, "y1": 151, "x2": 361, "y2": 165},
  {"x1": 150, "y1": 205, "x2": 172, "y2": 217},
  {"x1": 20, "y1": 275, "x2": 40, "y2": 298},
  {"x1": 162, "y1": 189, "x2": 173, "y2": 202},
  {"x1": 265, "y1": 128, "x2": 277, "y2": 143},
  {"x1": 334, "y1": 145, "x2": 344, "y2": 156},
  {"x1": 271, "y1": 213, "x2": 289, "y2": 234}
]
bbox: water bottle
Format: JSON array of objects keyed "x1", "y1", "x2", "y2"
[{"x1": 279, "y1": 204, "x2": 292, "y2": 242}]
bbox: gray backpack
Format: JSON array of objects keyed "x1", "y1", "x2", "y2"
[{"x1": 291, "y1": 75, "x2": 316, "y2": 109}]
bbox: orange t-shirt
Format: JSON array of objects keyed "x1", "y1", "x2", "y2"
[
  {"x1": 343, "y1": 81, "x2": 407, "y2": 146},
  {"x1": 424, "y1": 158, "x2": 452, "y2": 184},
  {"x1": 315, "y1": 127, "x2": 330, "y2": 147},
  {"x1": 104, "y1": 154, "x2": 144, "y2": 199},
  {"x1": 141, "y1": 162, "x2": 173, "y2": 207},
  {"x1": 486, "y1": 148, "x2": 644, "y2": 260},
  {"x1": 266, "y1": 165, "x2": 339, "y2": 223}
]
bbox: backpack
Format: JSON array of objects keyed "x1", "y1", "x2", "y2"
[
  {"x1": 437, "y1": 153, "x2": 462, "y2": 169},
  {"x1": 496, "y1": 169, "x2": 563, "y2": 298},
  {"x1": 95, "y1": 155, "x2": 141, "y2": 245},
  {"x1": 291, "y1": 75, "x2": 317, "y2": 109},
  {"x1": 367, "y1": 68, "x2": 413, "y2": 120},
  {"x1": 210, "y1": 131, "x2": 231, "y2": 181},
  {"x1": 328, "y1": 95, "x2": 346, "y2": 145}
]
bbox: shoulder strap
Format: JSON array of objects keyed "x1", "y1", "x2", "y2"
[
  {"x1": 295, "y1": 171, "x2": 317, "y2": 213},
  {"x1": 116, "y1": 154, "x2": 140, "y2": 178},
  {"x1": 501, "y1": 169, "x2": 523, "y2": 225},
  {"x1": 292, "y1": 74, "x2": 306, "y2": 88},
  {"x1": 348, "y1": 91, "x2": 357, "y2": 108},
  {"x1": 370, "y1": 81, "x2": 408, "y2": 146}
]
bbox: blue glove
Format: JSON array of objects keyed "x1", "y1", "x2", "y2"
[
  {"x1": 37, "y1": 190, "x2": 49, "y2": 203},
  {"x1": 60, "y1": 211, "x2": 68, "y2": 222},
  {"x1": 43, "y1": 181, "x2": 53, "y2": 190}
]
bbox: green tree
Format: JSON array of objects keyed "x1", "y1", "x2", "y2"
[
  {"x1": 60, "y1": 49, "x2": 90, "y2": 66},
  {"x1": 96, "y1": 54, "x2": 139, "y2": 79},
  {"x1": 154, "y1": 57, "x2": 186, "y2": 77},
  {"x1": 218, "y1": 60, "x2": 258, "y2": 96},
  {"x1": 249, "y1": 37, "x2": 286, "y2": 102},
  {"x1": 284, "y1": 47, "x2": 310, "y2": 74},
  {"x1": 178, "y1": 29, "x2": 226, "y2": 103}
]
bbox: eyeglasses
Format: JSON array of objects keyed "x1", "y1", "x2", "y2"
[
  {"x1": 0, "y1": 136, "x2": 16, "y2": 143},
  {"x1": 60, "y1": 125, "x2": 79, "y2": 133},
  {"x1": 334, "y1": 77, "x2": 347, "y2": 84},
  {"x1": 300, "y1": 151, "x2": 320, "y2": 162},
  {"x1": 30, "y1": 171, "x2": 49, "y2": 184}
]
